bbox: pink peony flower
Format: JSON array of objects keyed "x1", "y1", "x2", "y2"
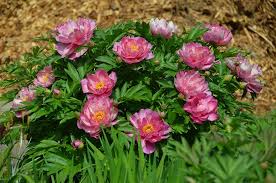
[
  {"x1": 183, "y1": 93, "x2": 219, "y2": 124},
  {"x1": 54, "y1": 18, "x2": 96, "y2": 60},
  {"x1": 71, "y1": 139, "x2": 84, "y2": 149},
  {"x1": 113, "y1": 36, "x2": 154, "y2": 64},
  {"x1": 174, "y1": 70, "x2": 210, "y2": 97},
  {"x1": 130, "y1": 109, "x2": 171, "y2": 154},
  {"x1": 203, "y1": 24, "x2": 232, "y2": 46},
  {"x1": 81, "y1": 69, "x2": 117, "y2": 96},
  {"x1": 12, "y1": 86, "x2": 36, "y2": 118},
  {"x1": 77, "y1": 96, "x2": 118, "y2": 138},
  {"x1": 226, "y1": 55, "x2": 262, "y2": 93},
  {"x1": 149, "y1": 18, "x2": 178, "y2": 39},
  {"x1": 177, "y1": 42, "x2": 215, "y2": 70},
  {"x1": 33, "y1": 66, "x2": 55, "y2": 88}
]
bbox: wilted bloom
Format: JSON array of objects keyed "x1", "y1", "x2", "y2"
[
  {"x1": 77, "y1": 96, "x2": 118, "y2": 138},
  {"x1": 174, "y1": 70, "x2": 210, "y2": 97},
  {"x1": 183, "y1": 93, "x2": 219, "y2": 124},
  {"x1": 203, "y1": 24, "x2": 232, "y2": 46},
  {"x1": 113, "y1": 36, "x2": 154, "y2": 64},
  {"x1": 81, "y1": 69, "x2": 117, "y2": 96},
  {"x1": 33, "y1": 66, "x2": 55, "y2": 88},
  {"x1": 54, "y1": 18, "x2": 96, "y2": 60},
  {"x1": 130, "y1": 109, "x2": 171, "y2": 154},
  {"x1": 71, "y1": 139, "x2": 84, "y2": 149},
  {"x1": 226, "y1": 55, "x2": 262, "y2": 93},
  {"x1": 12, "y1": 87, "x2": 36, "y2": 118},
  {"x1": 177, "y1": 42, "x2": 215, "y2": 70},
  {"x1": 149, "y1": 18, "x2": 178, "y2": 39}
]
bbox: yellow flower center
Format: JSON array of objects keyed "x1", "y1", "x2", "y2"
[
  {"x1": 41, "y1": 74, "x2": 49, "y2": 82},
  {"x1": 93, "y1": 111, "x2": 105, "y2": 123},
  {"x1": 142, "y1": 123, "x2": 154, "y2": 134},
  {"x1": 95, "y1": 81, "x2": 105, "y2": 90},
  {"x1": 129, "y1": 43, "x2": 139, "y2": 52},
  {"x1": 22, "y1": 96, "x2": 29, "y2": 102}
]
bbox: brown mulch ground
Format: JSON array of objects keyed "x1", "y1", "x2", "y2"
[{"x1": 0, "y1": 0, "x2": 275, "y2": 114}]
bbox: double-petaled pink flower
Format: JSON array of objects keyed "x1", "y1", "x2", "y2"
[
  {"x1": 226, "y1": 55, "x2": 262, "y2": 93},
  {"x1": 177, "y1": 42, "x2": 215, "y2": 70},
  {"x1": 113, "y1": 36, "x2": 154, "y2": 64},
  {"x1": 203, "y1": 24, "x2": 232, "y2": 46},
  {"x1": 174, "y1": 70, "x2": 210, "y2": 97},
  {"x1": 77, "y1": 96, "x2": 118, "y2": 138},
  {"x1": 33, "y1": 66, "x2": 55, "y2": 88},
  {"x1": 130, "y1": 109, "x2": 171, "y2": 154},
  {"x1": 81, "y1": 69, "x2": 117, "y2": 96},
  {"x1": 149, "y1": 18, "x2": 178, "y2": 39},
  {"x1": 12, "y1": 86, "x2": 36, "y2": 118},
  {"x1": 54, "y1": 18, "x2": 96, "y2": 60},
  {"x1": 183, "y1": 93, "x2": 218, "y2": 124}
]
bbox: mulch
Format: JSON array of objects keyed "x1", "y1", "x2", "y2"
[{"x1": 0, "y1": 0, "x2": 275, "y2": 114}]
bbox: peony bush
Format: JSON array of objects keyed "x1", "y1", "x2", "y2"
[{"x1": 0, "y1": 17, "x2": 263, "y2": 157}]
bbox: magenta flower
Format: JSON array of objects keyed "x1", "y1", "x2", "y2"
[
  {"x1": 149, "y1": 18, "x2": 178, "y2": 39},
  {"x1": 183, "y1": 93, "x2": 219, "y2": 124},
  {"x1": 81, "y1": 69, "x2": 117, "y2": 96},
  {"x1": 130, "y1": 109, "x2": 171, "y2": 154},
  {"x1": 177, "y1": 42, "x2": 215, "y2": 70},
  {"x1": 77, "y1": 96, "x2": 118, "y2": 138},
  {"x1": 174, "y1": 70, "x2": 210, "y2": 97},
  {"x1": 54, "y1": 18, "x2": 96, "y2": 60},
  {"x1": 113, "y1": 36, "x2": 154, "y2": 64},
  {"x1": 226, "y1": 55, "x2": 262, "y2": 93},
  {"x1": 71, "y1": 139, "x2": 84, "y2": 149},
  {"x1": 203, "y1": 24, "x2": 232, "y2": 46},
  {"x1": 12, "y1": 86, "x2": 36, "y2": 118},
  {"x1": 33, "y1": 66, "x2": 55, "y2": 88}
]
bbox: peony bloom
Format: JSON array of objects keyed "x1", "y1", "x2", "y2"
[
  {"x1": 130, "y1": 109, "x2": 171, "y2": 154},
  {"x1": 149, "y1": 18, "x2": 178, "y2": 39},
  {"x1": 71, "y1": 139, "x2": 84, "y2": 149},
  {"x1": 174, "y1": 70, "x2": 210, "y2": 97},
  {"x1": 113, "y1": 36, "x2": 154, "y2": 64},
  {"x1": 77, "y1": 96, "x2": 118, "y2": 138},
  {"x1": 183, "y1": 93, "x2": 219, "y2": 124},
  {"x1": 12, "y1": 86, "x2": 36, "y2": 118},
  {"x1": 177, "y1": 42, "x2": 215, "y2": 70},
  {"x1": 33, "y1": 66, "x2": 55, "y2": 88},
  {"x1": 81, "y1": 69, "x2": 117, "y2": 96},
  {"x1": 226, "y1": 55, "x2": 262, "y2": 93},
  {"x1": 54, "y1": 18, "x2": 96, "y2": 60},
  {"x1": 203, "y1": 24, "x2": 232, "y2": 46}
]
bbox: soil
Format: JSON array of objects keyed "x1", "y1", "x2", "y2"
[{"x1": 0, "y1": 0, "x2": 275, "y2": 114}]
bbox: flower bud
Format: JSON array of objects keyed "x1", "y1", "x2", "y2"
[
  {"x1": 158, "y1": 111, "x2": 166, "y2": 118},
  {"x1": 260, "y1": 161, "x2": 268, "y2": 170},
  {"x1": 178, "y1": 93, "x2": 185, "y2": 100},
  {"x1": 53, "y1": 88, "x2": 61, "y2": 96},
  {"x1": 154, "y1": 60, "x2": 160, "y2": 65},
  {"x1": 72, "y1": 139, "x2": 84, "y2": 149},
  {"x1": 223, "y1": 74, "x2": 233, "y2": 81}
]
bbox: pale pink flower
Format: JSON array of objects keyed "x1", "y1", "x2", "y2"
[
  {"x1": 130, "y1": 109, "x2": 171, "y2": 154},
  {"x1": 174, "y1": 70, "x2": 210, "y2": 97},
  {"x1": 77, "y1": 96, "x2": 118, "y2": 138},
  {"x1": 12, "y1": 86, "x2": 36, "y2": 118},
  {"x1": 177, "y1": 42, "x2": 215, "y2": 70},
  {"x1": 149, "y1": 18, "x2": 178, "y2": 39},
  {"x1": 113, "y1": 36, "x2": 154, "y2": 64},
  {"x1": 81, "y1": 69, "x2": 117, "y2": 96},
  {"x1": 226, "y1": 55, "x2": 262, "y2": 93},
  {"x1": 33, "y1": 66, "x2": 55, "y2": 88},
  {"x1": 71, "y1": 139, "x2": 84, "y2": 149},
  {"x1": 183, "y1": 93, "x2": 219, "y2": 124},
  {"x1": 203, "y1": 24, "x2": 232, "y2": 46},
  {"x1": 54, "y1": 18, "x2": 96, "y2": 60}
]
